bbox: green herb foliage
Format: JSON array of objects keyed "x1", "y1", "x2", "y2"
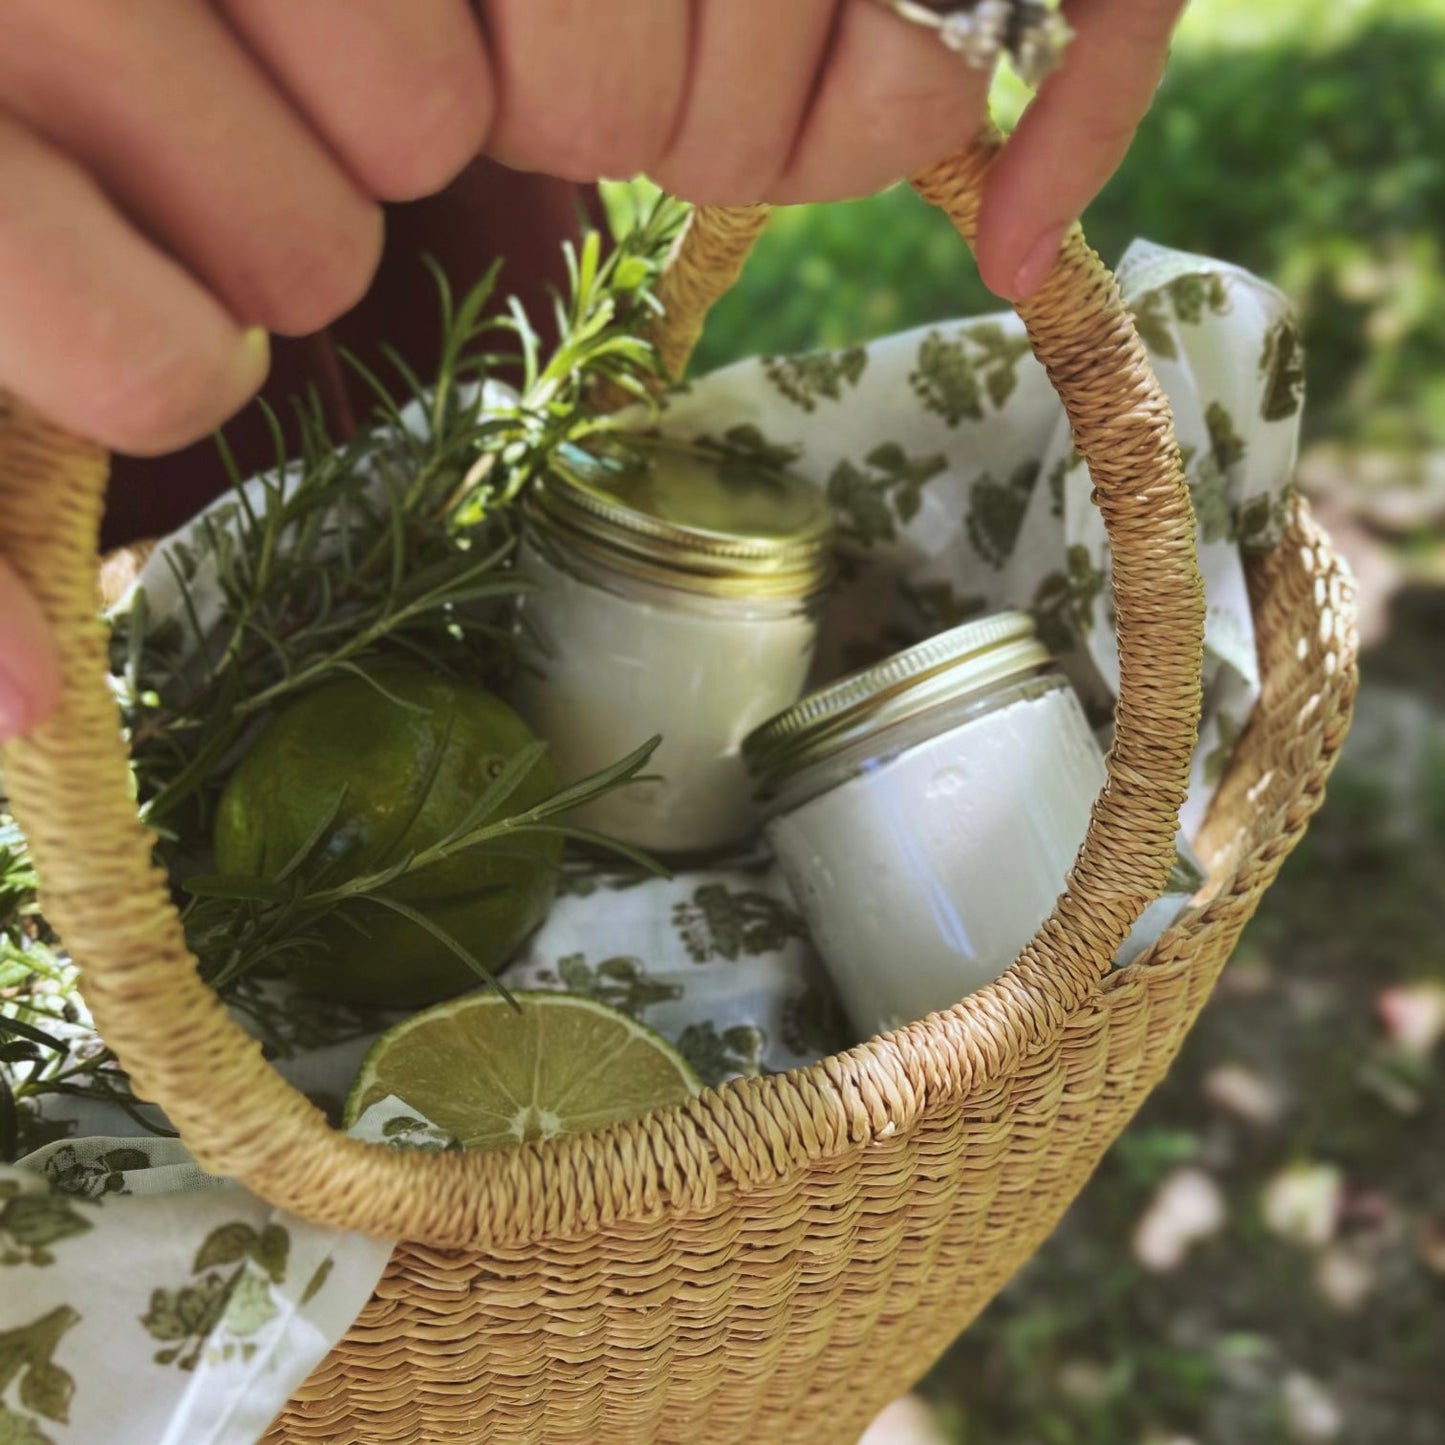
[{"x1": 1, "y1": 197, "x2": 688, "y2": 1159}]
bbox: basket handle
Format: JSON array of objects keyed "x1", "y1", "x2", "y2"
[
  {"x1": 646, "y1": 146, "x2": 1207, "y2": 1002},
  {"x1": 0, "y1": 131, "x2": 1204, "y2": 1244}
]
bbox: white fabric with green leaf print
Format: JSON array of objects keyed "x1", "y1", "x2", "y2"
[
  {"x1": 0, "y1": 239, "x2": 1301, "y2": 1444},
  {"x1": 508, "y1": 851, "x2": 850, "y2": 1087},
  {"x1": 0, "y1": 1123, "x2": 395, "y2": 1445},
  {"x1": 657, "y1": 239, "x2": 1303, "y2": 839}
]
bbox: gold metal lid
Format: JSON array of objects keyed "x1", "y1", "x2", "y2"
[
  {"x1": 527, "y1": 433, "x2": 834, "y2": 600},
  {"x1": 742, "y1": 611, "x2": 1052, "y2": 794}
]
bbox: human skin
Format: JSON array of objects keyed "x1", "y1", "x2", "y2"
[{"x1": 0, "y1": 0, "x2": 1184, "y2": 738}]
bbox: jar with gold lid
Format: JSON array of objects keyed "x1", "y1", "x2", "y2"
[
  {"x1": 513, "y1": 433, "x2": 834, "y2": 857},
  {"x1": 743, "y1": 612, "x2": 1108, "y2": 1036}
]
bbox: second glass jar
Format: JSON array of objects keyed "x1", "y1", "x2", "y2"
[{"x1": 743, "y1": 612, "x2": 1109, "y2": 1037}]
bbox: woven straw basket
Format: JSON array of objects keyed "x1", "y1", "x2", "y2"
[{"x1": 0, "y1": 132, "x2": 1357, "y2": 1444}]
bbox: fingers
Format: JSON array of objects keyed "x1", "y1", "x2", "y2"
[
  {"x1": 770, "y1": 0, "x2": 990, "y2": 204},
  {"x1": 975, "y1": 0, "x2": 1186, "y2": 300},
  {"x1": 481, "y1": 0, "x2": 691, "y2": 183},
  {"x1": 0, "y1": 115, "x2": 269, "y2": 456},
  {"x1": 0, "y1": 0, "x2": 383, "y2": 337},
  {"x1": 652, "y1": 0, "x2": 838, "y2": 205},
  {"x1": 218, "y1": 0, "x2": 494, "y2": 202},
  {"x1": 0, "y1": 557, "x2": 62, "y2": 743}
]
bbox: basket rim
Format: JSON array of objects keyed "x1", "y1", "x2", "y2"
[
  {"x1": 208, "y1": 494, "x2": 1351, "y2": 1262},
  {"x1": 339, "y1": 494, "x2": 1358, "y2": 1249}
]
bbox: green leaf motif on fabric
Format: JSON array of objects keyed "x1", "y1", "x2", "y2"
[
  {"x1": 966, "y1": 459, "x2": 1042, "y2": 569},
  {"x1": 252, "y1": 1223, "x2": 290, "y2": 1285},
  {"x1": 903, "y1": 580, "x2": 988, "y2": 633},
  {"x1": 1167, "y1": 273, "x2": 1232, "y2": 325},
  {"x1": 0, "y1": 1306, "x2": 80, "y2": 1439},
  {"x1": 909, "y1": 331, "x2": 981, "y2": 425},
  {"x1": 827, "y1": 460, "x2": 895, "y2": 543},
  {"x1": 760, "y1": 346, "x2": 868, "y2": 412},
  {"x1": 550, "y1": 955, "x2": 682, "y2": 1017},
  {"x1": 1130, "y1": 275, "x2": 1230, "y2": 360},
  {"x1": 672, "y1": 885, "x2": 808, "y2": 963},
  {"x1": 1259, "y1": 318, "x2": 1306, "y2": 421},
  {"x1": 0, "y1": 1182, "x2": 92, "y2": 1267},
  {"x1": 227, "y1": 982, "x2": 393, "y2": 1061},
  {"x1": 1205, "y1": 401, "x2": 1247, "y2": 474},
  {"x1": 970, "y1": 323, "x2": 1034, "y2": 411},
  {"x1": 1130, "y1": 292, "x2": 1178, "y2": 360},
  {"x1": 41, "y1": 1146, "x2": 150, "y2": 1200},
  {"x1": 1067, "y1": 545, "x2": 1108, "y2": 635},
  {"x1": 379, "y1": 1115, "x2": 455, "y2": 1152},
  {"x1": 909, "y1": 324, "x2": 1032, "y2": 427},
  {"x1": 17, "y1": 1367, "x2": 70, "y2": 1429},
  {"x1": 142, "y1": 1219, "x2": 292, "y2": 1370},
  {"x1": 142, "y1": 1279, "x2": 231, "y2": 1371},
  {"x1": 1031, "y1": 545, "x2": 1109, "y2": 653},
  {"x1": 1031, "y1": 573, "x2": 1073, "y2": 653},
  {"x1": 676, "y1": 1023, "x2": 766, "y2": 1088},
  {"x1": 299, "y1": 1257, "x2": 334, "y2": 1307},
  {"x1": 695, "y1": 424, "x2": 803, "y2": 475},
  {"x1": 826, "y1": 443, "x2": 948, "y2": 546},
  {"x1": 193, "y1": 1222, "x2": 259, "y2": 1274}
]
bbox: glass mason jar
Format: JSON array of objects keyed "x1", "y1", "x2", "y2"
[
  {"x1": 743, "y1": 612, "x2": 1108, "y2": 1037},
  {"x1": 513, "y1": 434, "x2": 834, "y2": 858}
]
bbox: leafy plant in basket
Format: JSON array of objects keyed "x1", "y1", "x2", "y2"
[{"x1": 0, "y1": 197, "x2": 691, "y2": 1160}]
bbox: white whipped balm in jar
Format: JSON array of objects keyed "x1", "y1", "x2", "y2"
[
  {"x1": 513, "y1": 435, "x2": 834, "y2": 857},
  {"x1": 743, "y1": 613, "x2": 1108, "y2": 1037}
]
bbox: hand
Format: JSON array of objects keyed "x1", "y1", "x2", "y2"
[
  {"x1": 0, "y1": 0, "x2": 1182, "y2": 742},
  {"x1": 478, "y1": 0, "x2": 1186, "y2": 295}
]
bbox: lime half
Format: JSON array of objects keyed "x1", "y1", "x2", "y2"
[{"x1": 344, "y1": 991, "x2": 702, "y2": 1149}]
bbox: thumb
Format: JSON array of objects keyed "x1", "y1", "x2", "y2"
[{"x1": 0, "y1": 557, "x2": 62, "y2": 742}]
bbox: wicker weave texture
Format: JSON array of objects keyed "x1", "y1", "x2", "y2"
[
  {"x1": 264, "y1": 502, "x2": 1355, "y2": 1444},
  {"x1": 0, "y1": 129, "x2": 1357, "y2": 1443}
]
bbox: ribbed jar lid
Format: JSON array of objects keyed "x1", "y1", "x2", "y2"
[
  {"x1": 528, "y1": 434, "x2": 834, "y2": 600},
  {"x1": 742, "y1": 611, "x2": 1052, "y2": 793}
]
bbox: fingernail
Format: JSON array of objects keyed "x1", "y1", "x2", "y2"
[
  {"x1": 238, "y1": 326, "x2": 272, "y2": 388},
  {"x1": 1012, "y1": 224, "x2": 1070, "y2": 300},
  {"x1": 0, "y1": 662, "x2": 35, "y2": 743}
]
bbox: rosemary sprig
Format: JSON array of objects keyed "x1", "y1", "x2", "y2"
[
  {"x1": 115, "y1": 192, "x2": 687, "y2": 834},
  {"x1": 2, "y1": 192, "x2": 691, "y2": 1156},
  {"x1": 183, "y1": 736, "x2": 666, "y2": 994},
  {"x1": 2, "y1": 823, "x2": 144, "y2": 1159}
]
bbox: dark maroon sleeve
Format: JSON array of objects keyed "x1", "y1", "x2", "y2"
[{"x1": 103, "y1": 159, "x2": 600, "y2": 548}]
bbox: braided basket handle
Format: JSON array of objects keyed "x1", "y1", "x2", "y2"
[{"x1": 0, "y1": 132, "x2": 1204, "y2": 1243}]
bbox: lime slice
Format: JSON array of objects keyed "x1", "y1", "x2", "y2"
[{"x1": 344, "y1": 991, "x2": 702, "y2": 1149}]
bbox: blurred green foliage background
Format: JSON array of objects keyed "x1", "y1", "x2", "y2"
[{"x1": 610, "y1": 0, "x2": 1445, "y2": 455}]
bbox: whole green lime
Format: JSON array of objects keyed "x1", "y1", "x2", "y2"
[{"x1": 213, "y1": 664, "x2": 562, "y2": 1006}]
